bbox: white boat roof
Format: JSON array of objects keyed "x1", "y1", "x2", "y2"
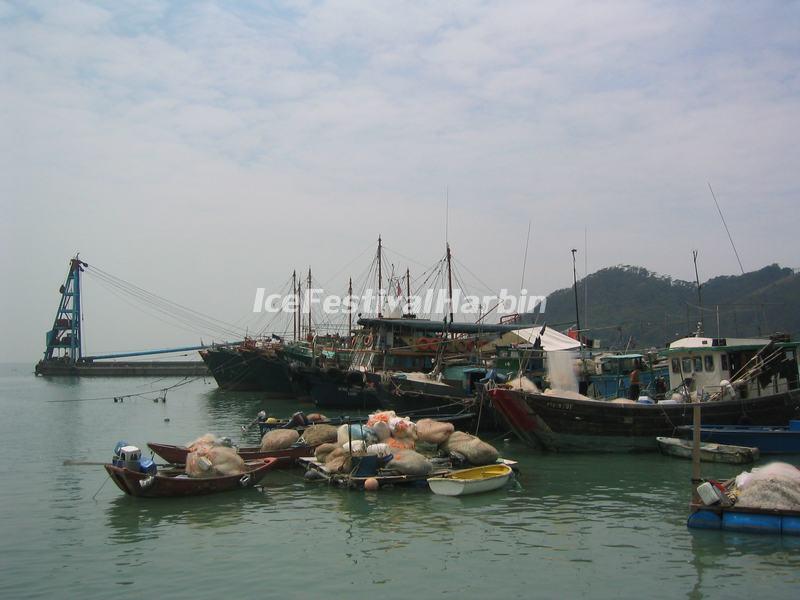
[
  {"x1": 667, "y1": 336, "x2": 771, "y2": 351},
  {"x1": 512, "y1": 327, "x2": 581, "y2": 351}
]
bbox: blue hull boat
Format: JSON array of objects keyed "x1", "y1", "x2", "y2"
[{"x1": 679, "y1": 420, "x2": 800, "y2": 454}]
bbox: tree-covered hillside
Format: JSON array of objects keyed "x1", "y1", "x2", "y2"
[{"x1": 525, "y1": 264, "x2": 800, "y2": 350}]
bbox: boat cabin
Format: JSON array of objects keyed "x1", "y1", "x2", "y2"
[{"x1": 664, "y1": 336, "x2": 800, "y2": 400}]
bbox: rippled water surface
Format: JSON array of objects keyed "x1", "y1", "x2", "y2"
[{"x1": 1, "y1": 364, "x2": 798, "y2": 599}]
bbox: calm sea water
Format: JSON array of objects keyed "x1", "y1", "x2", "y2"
[{"x1": 1, "y1": 364, "x2": 798, "y2": 599}]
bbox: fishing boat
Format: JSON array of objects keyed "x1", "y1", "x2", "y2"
[
  {"x1": 147, "y1": 442, "x2": 315, "y2": 468},
  {"x1": 104, "y1": 457, "x2": 278, "y2": 498},
  {"x1": 656, "y1": 436, "x2": 759, "y2": 464},
  {"x1": 491, "y1": 336, "x2": 800, "y2": 452},
  {"x1": 677, "y1": 421, "x2": 800, "y2": 454},
  {"x1": 427, "y1": 464, "x2": 514, "y2": 496}
]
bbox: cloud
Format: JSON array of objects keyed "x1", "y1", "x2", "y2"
[{"x1": 2, "y1": 1, "x2": 799, "y2": 360}]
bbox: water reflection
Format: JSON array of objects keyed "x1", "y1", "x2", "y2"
[{"x1": 104, "y1": 490, "x2": 271, "y2": 544}]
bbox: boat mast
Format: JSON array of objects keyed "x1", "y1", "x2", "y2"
[
  {"x1": 307, "y1": 268, "x2": 312, "y2": 339},
  {"x1": 446, "y1": 243, "x2": 454, "y2": 328},
  {"x1": 377, "y1": 236, "x2": 383, "y2": 318},
  {"x1": 292, "y1": 270, "x2": 297, "y2": 342},
  {"x1": 571, "y1": 249, "x2": 581, "y2": 337},
  {"x1": 692, "y1": 250, "x2": 704, "y2": 334},
  {"x1": 348, "y1": 277, "x2": 353, "y2": 337},
  {"x1": 297, "y1": 280, "x2": 302, "y2": 339},
  {"x1": 406, "y1": 267, "x2": 411, "y2": 315}
]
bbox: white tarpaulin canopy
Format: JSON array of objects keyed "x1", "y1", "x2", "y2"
[{"x1": 511, "y1": 326, "x2": 581, "y2": 351}]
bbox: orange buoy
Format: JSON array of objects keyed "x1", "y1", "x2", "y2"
[{"x1": 364, "y1": 477, "x2": 379, "y2": 491}]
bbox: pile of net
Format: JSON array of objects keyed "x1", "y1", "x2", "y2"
[
  {"x1": 185, "y1": 446, "x2": 245, "y2": 478},
  {"x1": 442, "y1": 431, "x2": 499, "y2": 465},
  {"x1": 311, "y1": 411, "x2": 500, "y2": 476},
  {"x1": 300, "y1": 424, "x2": 339, "y2": 446},
  {"x1": 260, "y1": 429, "x2": 300, "y2": 451},
  {"x1": 734, "y1": 462, "x2": 800, "y2": 511},
  {"x1": 186, "y1": 433, "x2": 234, "y2": 452}
]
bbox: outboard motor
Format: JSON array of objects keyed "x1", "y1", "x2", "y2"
[{"x1": 112, "y1": 442, "x2": 157, "y2": 475}]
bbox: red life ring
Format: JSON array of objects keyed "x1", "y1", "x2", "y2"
[{"x1": 363, "y1": 334, "x2": 374, "y2": 347}]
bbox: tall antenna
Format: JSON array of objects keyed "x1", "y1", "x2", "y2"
[
  {"x1": 445, "y1": 186, "x2": 449, "y2": 243},
  {"x1": 584, "y1": 227, "x2": 589, "y2": 331},
  {"x1": 520, "y1": 220, "x2": 531, "y2": 291},
  {"x1": 708, "y1": 183, "x2": 745, "y2": 274},
  {"x1": 692, "y1": 250, "x2": 704, "y2": 334}
]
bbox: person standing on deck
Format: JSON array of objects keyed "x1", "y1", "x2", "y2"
[{"x1": 628, "y1": 363, "x2": 641, "y2": 400}]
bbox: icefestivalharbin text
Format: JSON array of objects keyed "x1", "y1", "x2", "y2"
[{"x1": 252, "y1": 288, "x2": 546, "y2": 316}]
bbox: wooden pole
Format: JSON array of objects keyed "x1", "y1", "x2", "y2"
[
  {"x1": 292, "y1": 270, "x2": 297, "y2": 341},
  {"x1": 377, "y1": 236, "x2": 383, "y2": 318},
  {"x1": 692, "y1": 388, "x2": 702, "y2": 483}
]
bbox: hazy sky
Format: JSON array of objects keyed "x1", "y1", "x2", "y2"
[{"x1": 2, "y1": 1, "x2": 799, "y2": 362}]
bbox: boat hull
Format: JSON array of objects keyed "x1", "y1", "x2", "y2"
[
  {"x1": 147, "y1": 442, "x2": 315, "y2": 468},
  {"x1": 679, "y1": 423, "x2": 800, "y2": 454},
  {"x1": 428, "y1": 465, "x2": 513, "y2": 496},
  {"x1": 104, "y1": 458, "x2": 278, "y2": 497},
  {"x1": 200, "y1": 347, "x2": 294, "y2": 396},
  {"x1": 656, "y1": 437, "x2": 759, "y2": 464},
  {"x1": 490, "y1": 387, "x2": 800, "y2": 452}
]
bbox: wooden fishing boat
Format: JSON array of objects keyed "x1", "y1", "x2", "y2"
[
  {"x1": 428, "y1": 464, "x2": 514, "y2": 496},
  {"x1": 656, "y1": 436, "x2": 759, "y2": 464},
  {"x1": 147, "y1": 442, "x2": 315, "y2": 467},
  {"x1": 490, "y1": 336, "x2": 800, "y2": 452},
  {"x1": 104, "y1": 457, "x2": 279, "y2": 498}
]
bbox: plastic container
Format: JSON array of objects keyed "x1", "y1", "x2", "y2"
[{"x1": 697, "y1": 481, "x2": 724, "y2": 505}]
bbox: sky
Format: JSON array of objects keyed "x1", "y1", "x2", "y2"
[{"x1": 1, "y1": 1, "x2": 799, "y2": 362}]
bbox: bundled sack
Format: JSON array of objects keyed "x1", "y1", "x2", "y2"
[
  {"x1": 185, "y1": 446, "x2": 245, "y2": 478},
  {"x1": 324, "y1": 447, "x2": 351, "y2": 473},
  {"x1": 186, "y1": 433, "x2": 220, "y2": 452},
  {"x1": 386, "y1": 449, "x2": 432, "y2": 477},
  {"x1": 371, "y1": 421, "x2": 391, "y2": 442},
  {"x1": 416, "y1": 419, "x2": 455, "y2": 445},
  {"x1": 341, "y1": 440, "x2": 367, "y2": 454},
  {"x1": 306, "y1": 413, "x2": 328, "y2": 422},
  {"x1": 260, "y1": 428, "x2": 300, "y2": 451},
  {"x1": 185, "y1": 451, "x2": 214, "y2": 478},
  {"x1": 206, "y1": 446, "x2": 246, "y2": 476},
  {"x1": 336, "y1": 424, "x2": 377, "y2": 446},
  {"x1": 366, "y1": 443, "x2": 392, "y2": 458},
  {"x1": 301, "y1": 424, "x2": 339, "y2": 446},
  {"x1": 314, "y1": 442, "x2": 339, "y2": 462},
  {"x1": 386, "y1": 436, "x2": 415, "y2": 451},
  {"x1": 442, "y1": 431, "x2": 499, "y2": 465},
  {"x1": 367, "y1": 410, "x2": 397, "y2": 427}
]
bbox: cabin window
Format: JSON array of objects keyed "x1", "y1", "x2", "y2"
[
  {"x1": 721, "y1": 354, "x2": 728, "y2": 371},
  {"x1": 681, "y1": 358, "x2": 692, "y2": 373},
  {"x1": 693, "y1": 357, "x2": 703, "y2": 372},
  {"x1": 704, "y1": 355, "x2": 714, "y2": 372},
  {"x1": 671, "y1": 358, "x2": 680, "y2": 374}
]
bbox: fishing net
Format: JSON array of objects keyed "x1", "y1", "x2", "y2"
[
  {"x1": 443, "y1": 431, "x2": 499, "y2": 465},
  {"x1": 260, "y1": 429, "x2": 300, "y2": 451},
  {"x1": 736, "y1": 479, "x2": 800, "y2": 511},
  {"x1": 416, "y1": 419, "x2": 455, "y2": 445},
  {"x1": 386, "y1": 450, "x2": 432, "y2": 477},
  {"x1": 301, "y1": 424, "x2": 338, "y2": 446},
  {"x1": 185, "y1": 446, "x2": 245, "y2": 477},
  {"x1": 314, "y1": 442, "x2": 339, "y2": 462}
]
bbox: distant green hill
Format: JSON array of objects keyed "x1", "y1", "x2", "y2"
[{"x1": 524, "y1": 264, "x2": 800, "y2": 350}]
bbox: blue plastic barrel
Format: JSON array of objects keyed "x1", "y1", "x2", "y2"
[
  {"x1": 722, "y1": 512, "x2": 782, "y2": 535},
  {"x1": 781, "y1": 516, "x2": 800, "y2": 536},
  {"x1": 687, "y1": 510, "x2": 721, "y2": 530}
]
